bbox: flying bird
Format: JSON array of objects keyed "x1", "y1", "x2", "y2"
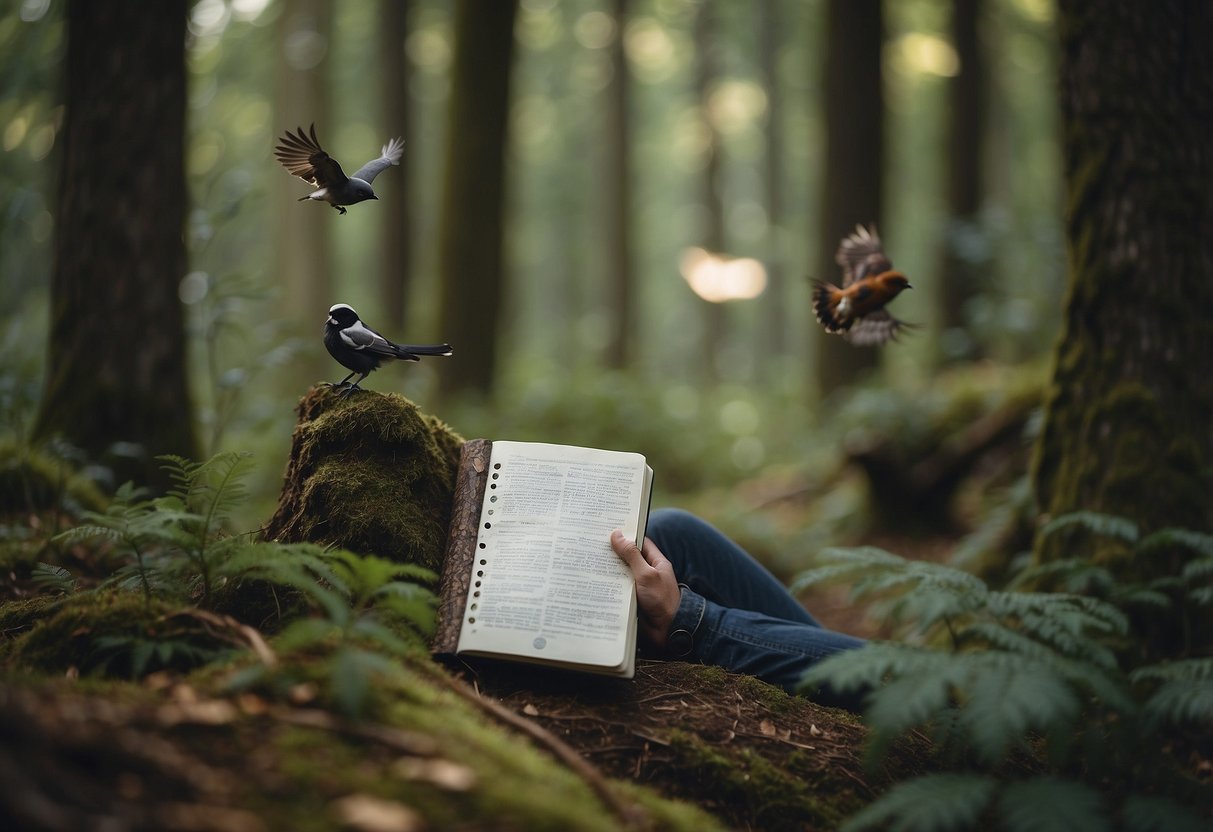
[
  {"x1": 812, "y1": 224, "x2": 914, "y2": 346},
  {"x1": 275, "y1": 124, "x2": 403, "y2": 214},
  {"x1": 324, "y1": 303, "x2": 452, "y2": 394}
]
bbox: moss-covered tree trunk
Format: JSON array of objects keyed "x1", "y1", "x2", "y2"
[
  {"x1": 814, "y1": 0, "x2": 884, "y2": 396},
  {"x1": 34, "y1": 0, "x2": 196, "y2": 489},
  {"x1": 1032, "y1": 0, "x2": 1213, "y2": 556},
  {"x1": 435, "y1": 0, "x2": 518, "y2": 399}
]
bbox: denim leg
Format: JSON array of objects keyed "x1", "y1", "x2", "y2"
[
  {"x1": 646, "y1": 507, "x2": 821, "y2": 625},
  {"x1": 646, "y1": 508, "x2": 867, "y2": 704}
]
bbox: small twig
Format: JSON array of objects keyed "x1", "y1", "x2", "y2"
[
  {"x1": 167, "y1": 609, "x2": 277, "y2": 667},
  {"x1": 431, "y1": 669, "x2": 650, "y2": 830}
]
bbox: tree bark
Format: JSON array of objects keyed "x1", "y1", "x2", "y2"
[
  {"x1": 273, "y1": 0, "x2": 334, "y2": 384},
  {"x1": 436, "y1": 0, "x2": 519, "y2": 398},
  {"x1": 603, "y1": 0, "x2": 634, "y2": 370},
  {"x1": 1033, "y1": 0, "x2": 1213, "y2": 554},
  {"x1": 815, "y1": 0, "x2": 885, "y2": 396},
  {"x1": 377, "y1": 0, "x2": 411, "y2": 331},
  {"x1": 758, "y1": 0, "x2": 788, "y2": 370},
  {"x1": 35, "y1": 0, "x2": 196, "y2": 489},
  {"x1": 693, "y1": 0, "x2": 727, "y2": 381},
  {"x1": 937, "y1": 0, "x2": 988, "y2": 359}
]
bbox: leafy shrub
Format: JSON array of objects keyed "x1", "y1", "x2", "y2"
[
  {"x1": 42, "y1": 452, "x2": 437, "y2": 716},
  {"x1": 793, "y1": 512, "x2": 1212, "y2": 832}
]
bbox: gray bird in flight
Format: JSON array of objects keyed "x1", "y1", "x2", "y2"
[{"x1": 275, "y1": 124, "x2": 403, "y2": 214}]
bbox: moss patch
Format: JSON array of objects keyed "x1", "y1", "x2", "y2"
[
  {"x1": 0, "y1": 437, "x2": 108, "y2": 516},
  {"x1": 263, "y1": 387, "x2": 465, "y2": 574}
]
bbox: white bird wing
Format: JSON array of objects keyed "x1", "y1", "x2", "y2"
[
  {"x1": 350, "y1": 137, "x2": 404, "y2": 184},
  {"x1": 340, "y1": 320, "x2": 400, "y2": 356}
]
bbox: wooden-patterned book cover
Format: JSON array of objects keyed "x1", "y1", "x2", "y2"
[{"x1": 431, "y1": 438, "x2": 492, "y2": 655}]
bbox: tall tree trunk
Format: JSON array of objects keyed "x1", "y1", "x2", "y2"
[
  {"x1": 436, "y1": 0, "x2": 519, "y2": 398},
  {"x1": 758, "y1": 0, "x2": 788, "y2": 370},
  {"x1": 603, "y1": 0, "x2": 634, "y2": 370},
  {"x1": 273, "y1": 0, "x2": 333, "y2": 383},
  {"x1": 377, "y1": 0, "x2": 410, "y2": 331},
  {"x1": 34, "y1": 0, "x2": 196, "y2": 490},
  {"x1": 937, "y1": 0, "x2": 988, "y2": 360},
  {"x1": 694, "y1": 0, "x2": 727, "y2": 381},
  {"x1": 814, "y1": 0, "x2": 884, "y2": 396},
  {"x1": 1033, "y1": 0, "x2": 1213, "y2": 557}
]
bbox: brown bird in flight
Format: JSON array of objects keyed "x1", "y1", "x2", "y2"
[{"x1": 812, "y1": 224, "x2": 914, "y2": 346}]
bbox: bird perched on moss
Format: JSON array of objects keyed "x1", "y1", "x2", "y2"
[
  {"x1": 812, "y1": 224, "x2": 914, "y2": 345},
  {"x1": 275, "y1": 124, "x2": 403, "y2": 214},
  {"x1": 324, "y1": 304, "x2": 452, "y2": 394}
]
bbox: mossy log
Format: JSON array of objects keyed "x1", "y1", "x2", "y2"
[{"x1": 263, "y1": 386, "x2": 465, "y2": 575}]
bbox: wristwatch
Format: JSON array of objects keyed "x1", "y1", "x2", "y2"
[{"x1": 664, "y1": 583, "x2": 702, "y2": 659}]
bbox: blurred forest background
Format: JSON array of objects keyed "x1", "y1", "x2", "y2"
[
  {"x1": 1, "y1": 0, "x2": 1065, "y2": 540},
  {"x1": 1, "y1": 3, "x2": 1210, "y2": 827}
]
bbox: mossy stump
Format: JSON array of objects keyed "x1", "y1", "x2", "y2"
[{"x1": 263, "y1": 386, "x2": 464, "y2": 574}]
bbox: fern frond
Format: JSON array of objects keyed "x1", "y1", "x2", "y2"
[
  {"x1": 1120, "y1": 794, "x2": 1209, "y2": 832},
  {"x1": 1129, "y1": 657, "x2": 1213, "y2": 684},
  {"x1": 790, "y1": 546, "x2": 906, "y2": 592},
  {"x1": 799, "y1": 643, "x2": 949, "y2": 697},
  {"x1": 274, "y1": 617, "x2": 341, "y2": 652},
  {"x1": 1007, "y1": 558, "x2": 1114, "y2": 595},
  {"x1": 1139, "y1": 679, "x2": 1213, "y2": 729},
  {"x1": 839, "y1": 773, "x2": 996, "y2": 832},
  {"x1": 1041, "y1": 511, "x2": 1139, "y2": 544},
  {"x1": 1136, "y1": 528, "x2": 1213, "y2": 559},
  {"x1": 995, "y1": 777, "x2": 1107, "y2": 832},
  {"x1": 31, "y1": 562, "x2": 76, "y2": 594},
  {"x1": 1181, "y1": 557, "x2": 1213, "y2": 583},
  {"x1": 54, "y1": 525, "x2": 123, "y2": 545},
  {"x1": 329, "y1": 646, "x2": 402, "y2": 718},
  {"x1": 349, "y1": 616, "x2": 425, "y2": 655},
  {"x1": 959, "y1": 659, "x2": 1081, "y2": 764}
]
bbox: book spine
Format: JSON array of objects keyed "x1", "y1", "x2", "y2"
[{"x1": 431, "y1": 438, "x2": 492, "y2": 655}]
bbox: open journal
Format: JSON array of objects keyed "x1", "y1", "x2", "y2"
[{"x1": 432, "y1": 439, "x2": 654, "y2": 678}]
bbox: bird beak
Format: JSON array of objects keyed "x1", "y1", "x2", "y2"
[
  {"x1": 327, "y1": 316, "x2": 337, "y2": 325},
  {"x1": 906, "y1": 283, "x2": 913, "y2": 289},
  {"x1": 371, "y1": 194, "x2": 379, "y2": 200}
]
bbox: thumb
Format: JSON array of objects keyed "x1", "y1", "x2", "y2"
[{"x1": 610, "y1": 529, "x2": 644, "y2": 571}]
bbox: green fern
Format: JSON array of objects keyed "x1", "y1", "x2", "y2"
[
  {"x1": 994, "y1": 778, "x2": 1107, "y2": 832},
  {"x1": 30, "y1": 562, "x2": 76, "y2": 594},
  {"x1": 839, "y1": 773, "x2": 996, "y2": 832},
  {"x1": 1040, "y1": 511, "x2": 1139, "y2": 544},
  {"x1": 795, "y1": 515, "x2": 1210, "y2": 832}
]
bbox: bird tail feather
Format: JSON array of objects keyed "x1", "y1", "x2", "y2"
[
  {"x1": 395, "y1": 343, "x2": 453, "y2": 359},
  {"x1": 811, "y1": 281, "x2": 849, "y2": 333}
]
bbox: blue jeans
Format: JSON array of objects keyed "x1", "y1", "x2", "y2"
[{"x1": 646, "y1": 508, "x2": 866, "y2": 706}]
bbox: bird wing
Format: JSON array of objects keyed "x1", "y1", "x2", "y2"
[
  {"x1": 836, "y1": 224, "x2": 893, "y2": 287},
  {"x1": 339, "y1": 320, "x2": 404, "y2": 357},
  {"x1": 350, "y1": 137, "x2": 404, "y2": 184},
  {"x1": 274, "y1": 124, "x2": 348, "y2": 188},
  {"x1": 843, "y1": 310, "x2": 914, "y2": 346}
]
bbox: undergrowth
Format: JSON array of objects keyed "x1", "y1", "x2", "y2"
[
  {"x1": 793, "y1": 511, "x2": 1212, "y2": 832},
  {"x1": 41, "y1": 452, "x2": 437, "y2": 716}
]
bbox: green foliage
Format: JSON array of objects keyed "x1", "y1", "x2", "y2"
[
  {"x1": 34, "y1": 452, "x2": 438, "y2": 717},
  {"x1": 29, "y1": 561, "x2": 75, "y2": 594},
  {"x1": 795, "y1": 514, "x2": 1211, "y2": 831},
  {"x1": 840, "y1": 773, "x2": 995, "y2": 832}
]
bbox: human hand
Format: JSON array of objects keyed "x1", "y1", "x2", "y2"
[{"x1": 610, "y1": 529, "x2": 681, "y2": 650}]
